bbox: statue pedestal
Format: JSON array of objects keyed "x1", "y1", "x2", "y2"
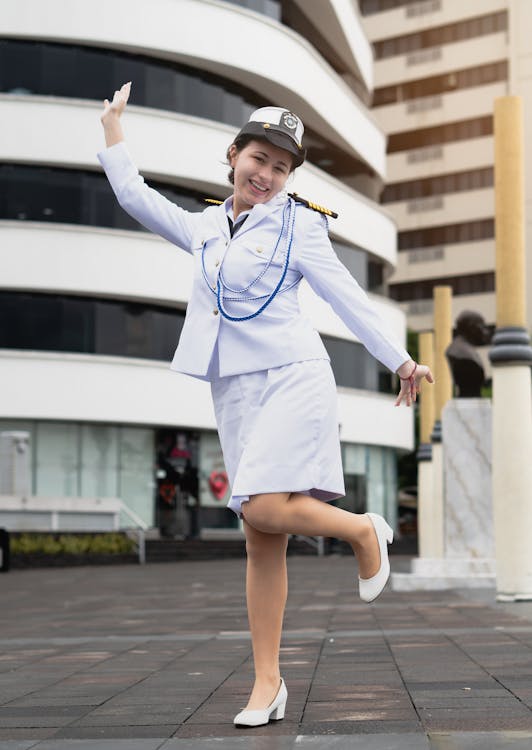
[{"x1": 392, "y1": 399, "x2": 495, "y2": 591}]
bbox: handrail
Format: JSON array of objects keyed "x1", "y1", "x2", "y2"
[
  {"x1": 117, "y1": 500, "x2": 148, "y2": 565},
  {"x1": 0, "y1": 495, "x2": 149, "y2": 565},
  {"x1": 293, "y1": 534, "x2": 325, "y2": 555}
]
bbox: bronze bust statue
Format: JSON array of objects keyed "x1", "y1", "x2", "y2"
[{"x1": 445, "y1": 311, "x2": 491, "y2": 397}]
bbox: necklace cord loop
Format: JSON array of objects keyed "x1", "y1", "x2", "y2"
[{"x1": 201, "y1": 198, "x2": 297, "y2": 322}]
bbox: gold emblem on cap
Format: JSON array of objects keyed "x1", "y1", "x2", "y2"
[{"x1": 263, "y1": 123, "x2": 271, "y2": 129}]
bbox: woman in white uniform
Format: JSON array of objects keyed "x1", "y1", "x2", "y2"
[{"x1": 99, "y1": 82, "x2": 434, "y2": 728}]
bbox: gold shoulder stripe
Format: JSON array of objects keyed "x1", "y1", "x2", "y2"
[
  {"x1": 204, "y1": 198, "x2": 224, "y2": 205},
  {"x1": 288, "y1": 192, "x2": 338, "y2": 219}
]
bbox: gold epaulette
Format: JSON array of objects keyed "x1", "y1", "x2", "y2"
[
  {"x1": 204, "y1": 195, "x2": 338, "y2": 219},
  {"x1": 289, "y1": 192, "x2": 338, "y2": 219}
]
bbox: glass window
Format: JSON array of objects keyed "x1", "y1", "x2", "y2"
[
  {"x1": 80, "y1": 424, "x2": 119, "y2": 497},
  {"x1": 119, "y1": 427, "x2": 155, "y2": 527},
  {"x1": 35, "y1": 422, "x2": 79, "y2": 497},
  {"x1": 374, "y1": 61, "x2": 507, "y2": 107},
  {"x1": 0, "y1": 38, "x2": 370, "y2": 191},
  {"x1": 389, "y1": 272, "x2": 495, "y2": 301},
  {"x1": 399, "y1": 219, "x2": 494, "y2": 250},
  {"x1": 323, "y1": 336, "x2": 379, "y2": 391},
  {"x1": 79, "y1": 47, "x2": 111, "y2": 101},
  {"x1": 343, "y1": 443, "x2": 366, "y2": 474},
  {"x1": 42, "y1": 43, "x2": 77, "y2": 96},
  {"x1": 0, "y1": 293, "x2": 389, "y2": 393},
  {"x1": 366, "y1": 445, "x2": 385, "y2": 516},
  {"x1": 333, "y1": 242, "x2": 368, "y2": 289},
  {"x1": 373, "y1": 11, "x2": 507, "y2": 59},
  {"x1": 0, "y1": 164, "x2": 208, "y2": 230},
  {"x1": 388, "y1": 116, "x2": 493, "y2": 154},
  {"x1": 0, "y1": 39, "x2": 40, "y2": 93},
  {"x1": 0, "y1": 292, "x2": 186, "y2": 360}
]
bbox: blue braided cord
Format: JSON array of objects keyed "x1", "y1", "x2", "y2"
[
  {"x1": 218, "y1": 201, "x2": 289, "y2": 293},
  {"x1": 200, "y1": 204, "x2": 289, "y2": 297},
  {"x1": 201, "y1": 249, "x2": 300, "y2": 302},
  {"x1": 221, "y1": 276, "x2": 301, "y2": 302},
  {"x1": 216, "y1": 198, "x2": 296, "y2": 322}
]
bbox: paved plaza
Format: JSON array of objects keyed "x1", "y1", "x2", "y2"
[{"x1": 1, "y1": 553, "x2": 532, "y2": 749}]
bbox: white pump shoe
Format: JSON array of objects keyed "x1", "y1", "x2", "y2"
[
  {"x1": 358, "y1": 512, "x2": 394, "y2": 603},
  {"x1": 234, "y1": 677, "x2": 287, "y2": 727}
]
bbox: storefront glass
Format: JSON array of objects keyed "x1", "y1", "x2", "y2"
[{"x1": 0, "y1": 420, "x2": 400, "y2": 534}]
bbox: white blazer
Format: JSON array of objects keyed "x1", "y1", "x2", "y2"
[{"x1": 97, "y1": 141, "x2": 410, "y2": 380}]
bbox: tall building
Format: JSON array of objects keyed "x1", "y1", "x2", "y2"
[
  {"x1": 361, "y1": 0, "x2": 532, "y2": 333},
  {"x1": 0, "y1": 0, "x2": 412, "y2": 536}
]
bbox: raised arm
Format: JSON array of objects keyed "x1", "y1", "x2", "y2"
[{"x1": 98, "y1": 81, "x2": 201, "y2": 252}]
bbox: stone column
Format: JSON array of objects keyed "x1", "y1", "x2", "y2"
[
  {"x1": 430, "y1": 286, "x2": 453, "y2": 558},
  {"x1": 417, "y1": 331, "x2": 435, "y2": 560},
  {"x1": 489, "y1": 95, "x2": 532, "y2": 601}
]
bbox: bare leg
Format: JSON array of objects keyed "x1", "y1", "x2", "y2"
[
  {"x1": 242, "y1": 492, "x2": 382, "y2": 580},
  {"x1": 241, "y1": 516, "x2": 288, "y2": 711}
]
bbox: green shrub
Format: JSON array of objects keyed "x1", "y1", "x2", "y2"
[{"x1": 11, "y1": 532, "x2": 137, "y2": 556}]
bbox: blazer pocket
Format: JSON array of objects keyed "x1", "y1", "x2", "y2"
[{"x1": 240, "y1": 240, "x2": 285, "y2": 268}]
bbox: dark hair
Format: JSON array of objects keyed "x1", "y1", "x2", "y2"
[{"x1": 225, "y1": 134, "x2": 297, "y2": 185}]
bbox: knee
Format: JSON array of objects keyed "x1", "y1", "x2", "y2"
[
  {"x1": 242, "y1": 496, "x2": 280, "y2": 534},
  {"x1": 244, "y1": 528, "x2": 289, "y2": 561}
]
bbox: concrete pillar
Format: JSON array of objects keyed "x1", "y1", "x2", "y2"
[
  {"x1": 433, "y1": 286, "x2": 453, "y2": 417},
  {"x1": 419, "y1": 332, "x2": 436, "y2": 446},
  {"x1": 430, "y1": 286, "x2": 453, "y2": 558},
  {"x1": 489, "y1": 95, "x2": 532, "y2": 601},
  {"x1": 417, "y1": 331, "x2": 435, "y2": 560}
]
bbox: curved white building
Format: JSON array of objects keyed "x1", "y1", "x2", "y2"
[{"x1": 0, "y1": 0, "x2": 413, "y2": 535}]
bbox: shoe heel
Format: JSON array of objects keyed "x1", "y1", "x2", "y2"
[{"x1": 270, "y1": 700, "x2": 286, "y2": 720}]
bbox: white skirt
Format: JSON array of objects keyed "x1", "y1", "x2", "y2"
[{"x1": 210, "y1": 357, "x2": 345, "y2": 519}]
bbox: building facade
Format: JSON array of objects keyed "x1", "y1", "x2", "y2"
[
  {"x1": 0, "y1": 0, "x2": 412, "y2": 536},
  {"x1": 361, "y1": 0, "x2": 532, "y2": 334}
]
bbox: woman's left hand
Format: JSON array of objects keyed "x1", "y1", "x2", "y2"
[{"x1": 394, "y1": 361, "x2": 434, "y2": 407}]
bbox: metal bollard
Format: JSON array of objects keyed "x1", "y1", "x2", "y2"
[{"x1": 0, "y1": 528, "x2": 10, "y2": 572}]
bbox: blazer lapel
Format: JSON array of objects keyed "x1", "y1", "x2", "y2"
[
  {"x1": 213, "y1": 201, "x2": 231, "y2": 242},
  {"x1": 212, "y1": 194, "x2": 286, "y2": 264}
]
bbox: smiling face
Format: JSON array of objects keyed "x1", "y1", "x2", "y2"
[{"x1": 228, "y1": 139, "x2": 293, "y2": 218}]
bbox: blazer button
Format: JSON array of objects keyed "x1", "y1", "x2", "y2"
[
  {"x1": 213, "y1": 309, "x2": 219, "y2": 315},
  {"x1": 256, "y1": 247, "x2": 263, "y2": 253}
]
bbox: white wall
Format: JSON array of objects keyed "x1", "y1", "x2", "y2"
[
  {"x1": 0, "y1": 96, "x2": 398, "y2": 266},
  {"x1": 1, "y1": 0, "x2": 386, "y2": 177},
  {"x1": 374, "y1": 32, "x2": 507, "y2": 87},
  {"x1": 362, "y1": 0, "x2": 506, "y2": 41},
  {"x1": 0, "y1": 351, "x2": 414, "y2": 451}
]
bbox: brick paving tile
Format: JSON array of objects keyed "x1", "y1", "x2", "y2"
[
  {"x1": 428, "y1": 731, "x2": 532, "y2": 749},
  {"x1": 0, "y1": 555, "x2": 531, "y2": 745},
  {"x1": 51, "y1": 724, "x2": 178, "y2": 739},
  {"x1": 0, "y1": 728, "x2": 57, "y2": 741},
  {"x1": 174, "y1": 721, "x2": 302, "y2": 737}
]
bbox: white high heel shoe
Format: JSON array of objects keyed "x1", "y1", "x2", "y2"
[
  {"x1": 233, "y1": 677, "x2": 287, "y2": 727},
  {"x1": 358, "y1": 512, "x2": 394, "y2": 603}
]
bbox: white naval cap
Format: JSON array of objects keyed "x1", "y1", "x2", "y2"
[{"x1": 235, "y1": 106, "x2": 306, "y2": 167}]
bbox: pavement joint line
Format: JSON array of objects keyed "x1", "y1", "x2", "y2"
[
  {"x1": 4, "y1": 735, "x2": 532, "y2": 749},
  {"x1": 2, "y1": 625, "x2": 532, "y2": 647},
  {"x1": 55, "y1": 636, "x2": 215, "y2": 735},
  {"x1": 378, "y1": 619, "x2": 426, "y2": 731},
  {"x1": 442, "y1": 628, "x2": 532, "y2": 714}
]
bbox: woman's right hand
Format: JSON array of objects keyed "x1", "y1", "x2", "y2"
[{"x1": 101, "y1": 81, "x2": 132, "y2": 124}]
